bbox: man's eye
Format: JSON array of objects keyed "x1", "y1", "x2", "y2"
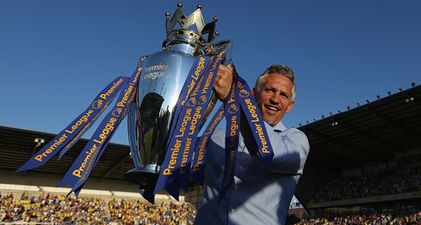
[{"x1": 280, "y1": 92, "x2": 289, "y2": 98}]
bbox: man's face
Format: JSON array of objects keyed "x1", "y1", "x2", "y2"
[{"x1": 253, "y1": 73, "x2": 295, "y2": 126}]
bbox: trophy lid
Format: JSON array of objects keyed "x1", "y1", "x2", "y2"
[{"x1": 163, "y1": 3, "x2": 218, "y2": 54}]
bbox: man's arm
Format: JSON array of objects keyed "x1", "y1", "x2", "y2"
[
  {"x1": 267, "y1": 128, "x2": 310, "y2": 175},
  {"x1": 242, "y1": 122, "x2": 309, "y2": 175}
]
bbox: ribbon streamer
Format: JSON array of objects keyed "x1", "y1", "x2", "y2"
[
  {"x1": 190, "y1": 106, "x2": 225, "y2": 184},
  {"x1": 16, "y1": 76, "x2": 127, "y2": 173},
  {"x1": 154, "y1": 56, "x2": 213, "y2": 197},
  {"x1": 237, "y1": 76, "x2": 274, "y2": 164},
  {"x1": 176, "y1": 54, "x2": 224, "y2": 190},
  {"x1": 219, "y1": 77, "x2": 241, "y2": 202},
  {"x1": 58, "y1": 68, "x2": 142, "y2": 195},
  {"x1": 16, "y1": 55, "x2": 274, "y2": 205}
]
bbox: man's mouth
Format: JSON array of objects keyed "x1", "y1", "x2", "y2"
[{"x1": 264, "y1": 104, "x2": 280, "y2": 113}]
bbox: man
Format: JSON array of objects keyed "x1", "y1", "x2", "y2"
[{"x1": 194, "y1": 64, "x2": 310, "y2": 225}]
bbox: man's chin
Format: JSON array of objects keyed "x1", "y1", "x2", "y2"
[{"x1": 263, "y1": 118, "x2": 278, "y2": 127}]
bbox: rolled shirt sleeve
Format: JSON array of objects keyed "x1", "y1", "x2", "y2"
[{"x1": 267, "y1": 124, "x2": 310, "y2": 175}]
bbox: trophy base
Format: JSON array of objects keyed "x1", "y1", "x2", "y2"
[{"x1": 124, "y1": 167, "x2": 159, "y2": 193}]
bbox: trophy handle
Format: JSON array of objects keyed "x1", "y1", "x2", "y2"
[{"x1": 202, "y1": 39, "x2": 233, "y2": 64}]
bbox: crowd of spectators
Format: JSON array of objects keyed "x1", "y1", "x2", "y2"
[
  {"x1": 2, "y1": 163, "x2": 421, "y2": 225},
  {"x1": 291, "y1": 211, "x2": 421, "y2": 225},
  {"x1": 311, "y1": 166, "x2": 421, "y2": 202},
  {"x1": 108, "y1": 198, "x2": 195, "y2": 225},
  {"x1": 0, "y1": 191, "x2": 195, "y2": 224},
  {"x1": 2, "y1": 190, "x2": 421, "y2": 224}
]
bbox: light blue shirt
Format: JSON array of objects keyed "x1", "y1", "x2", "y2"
[{"x1": 194, "y1": 121, "x2": 310, "y2": 225}]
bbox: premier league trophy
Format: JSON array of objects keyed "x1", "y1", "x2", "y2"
[
  {"x1": 124, "y1": 3, "x2": 232, "y2": 199},
  {"x1": 17, "y1": 3, "x2": 272, "y2": 203}
]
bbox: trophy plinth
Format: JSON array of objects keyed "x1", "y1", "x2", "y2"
[{"x1": 124, "y1": 165, "x2": 159, "y2": 192}]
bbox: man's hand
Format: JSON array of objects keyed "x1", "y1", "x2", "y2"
[{"x1": 214, "y1": 64, "x2": 234, "y2": 100}]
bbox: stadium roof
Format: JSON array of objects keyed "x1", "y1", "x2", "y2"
[
  {"x1": 298, "y1": 84, "x2": 421, "y2": 171},
  {"x1": 0, "y1": 125, "x2": 133, "y2": 180},
  {"x1": 0, "y1": 84, "x2": 420, "y2": 187}
]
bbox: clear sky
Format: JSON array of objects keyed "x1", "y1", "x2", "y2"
[{"x1": 1, "y1": 0, "x2": 420, "y2": 145}]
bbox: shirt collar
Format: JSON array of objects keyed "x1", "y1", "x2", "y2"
[{"x1": 265, "y1": 121, "x2": 287, "y2": 132}]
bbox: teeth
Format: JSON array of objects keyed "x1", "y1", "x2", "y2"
[{"x1": 266, "y1": 105, "x2": 279, "y2": 111}]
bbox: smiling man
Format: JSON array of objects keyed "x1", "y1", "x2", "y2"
[
  {"x1": 253, "y1": 65, "x2": 296, "y2": 126},
  {"x1": 194, "y1": 64, "x2": 310, "y2": 225}
]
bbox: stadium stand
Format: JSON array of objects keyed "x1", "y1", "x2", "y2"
[
  {"x1": 292, "y1": 84, "x2": 421, "y2": 222},
  {"x1": 311, "y1": 164, "x2": 421, "y2": 202},
  {"x1": 293, "y1": 211, "x2": 421, "y2": 224},
  {"x1": 0, "y1": 191, "x2": 195, "y2": 224},
  {"x1": 0, "y1": 84, "x2": 420, "y2": 224}
]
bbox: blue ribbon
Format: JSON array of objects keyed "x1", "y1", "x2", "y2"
[
  {"x1": 237, "y1": 76, "x2": 274, "y2": 164},
  {"x1": 166, "y1": 56, "x2": 211, "y2": 150},
  {"x1": 16, "y1": 53, "x2": 274, "y2": 206},
  {"x1": 175, "y1": 54, "x2": 223, "y2": 190},
  {"x1": 191, "y1": 106, "x2": 225, "y2": 184},
  {"x1": 58, "y1": 96, "x2": 113, "y2": 160},
  {"x1": 16, "y1": 76, "x2": 127, "y2": 173},
  {"x1": 158, "y1": 56, "x2": 212, "y2": 200},
  {"x1": 154, "y1": 56, "x2": 213, "y2": 198},
  {"x1": 58, "y1": 68, "x2": 142, "y2": 195},
  {"x1": 219, "y1": 77, "x2": 241, "y2": 202},
  {"x1": 158, "y1": 55, "x2": 224, "y2": 200},
  {"x1": 189, "y1": 65, "x2": 274, "y2": 202},
  {"x1": 216, "y1": 73, "x2": 274, "y2": 202}
]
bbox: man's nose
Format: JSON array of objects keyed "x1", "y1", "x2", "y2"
[{"x1": 269, "y1": 94, "x2": 280, "y2": 104}]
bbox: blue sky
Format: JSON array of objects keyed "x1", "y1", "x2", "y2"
[{"x1": 1, "y1": 1, "x2": 420, "y2": 145}]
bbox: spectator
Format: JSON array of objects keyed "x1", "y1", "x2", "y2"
[{"x1": 312, "y1": 165, "x2": 421, "y2": 202}]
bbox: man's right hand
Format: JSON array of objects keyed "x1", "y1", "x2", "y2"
[{"x1": 213, "y1": 64, "x2": 234, "y2": 101}]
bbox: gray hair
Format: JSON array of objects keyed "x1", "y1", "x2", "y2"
[{"x1": 254, "y1": 64, "x2": 296, "y2": 101}]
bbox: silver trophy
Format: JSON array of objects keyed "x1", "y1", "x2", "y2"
[{"x1": 124, "y1": 3, "x2": 231, "y2": 194}]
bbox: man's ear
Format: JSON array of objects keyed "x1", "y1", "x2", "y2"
[{"x1": 286, "y1": 101, "x2": 295, "y2": 113}]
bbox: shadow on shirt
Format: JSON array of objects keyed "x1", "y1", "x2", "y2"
[{"x1": 196, "y1": 141, "x2": 302, "y2": 225}]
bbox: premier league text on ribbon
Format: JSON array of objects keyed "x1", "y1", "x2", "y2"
[
  {"x1": 67, "y1": 69, "x2": 140, "y2": 182},
  {"x1": 17, "y1": 4, "x2": 276, "y2": 204},
  {"x1": 28, "y1": 77, "x2": 126, "y2": 164},
  {"x1": 181, "y1": 57, "x2": 207, "y2": 106},
  {"x1": 243, "y1": 98, "x2": 270, "y2": 154},
  {"x1": 161, "y1": 57, "x2": 209, "y2": 176},
  {"x1": 191, "y1": 108, "x2": 224, "y2": 173},
  {"x1": 237, "y1": 77, "x2": 273, "y2": 161},
  {"x1": 178, "y1": 55, "x2": 223, "y2": 176},
  {"x1": 161, "y1": 54, "x2": 222, "y2": 179}
]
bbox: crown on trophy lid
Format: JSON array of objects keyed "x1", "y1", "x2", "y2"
[{"x1": 164, "y1": 3, "x2": 218, "y2": 46}]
